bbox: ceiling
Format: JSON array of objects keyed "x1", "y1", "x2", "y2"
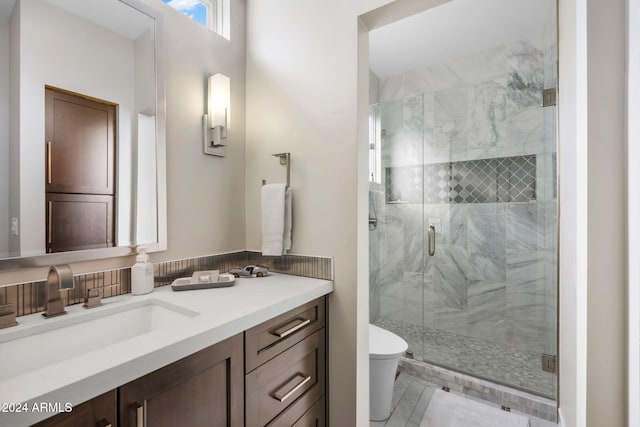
[
  {"x1": 369, "y1": 0, "x2": 555, "y2": 79},
  {"x1": 1, "y1": 0, "x2": 152, "y2": 40}
]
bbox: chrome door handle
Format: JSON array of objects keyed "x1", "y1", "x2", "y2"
[{"x1": 428, "y1": 225, "x2": 435, "y2": 256}]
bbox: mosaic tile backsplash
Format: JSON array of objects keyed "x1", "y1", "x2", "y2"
[
  {"x1": 385, "y1": 155, "x2": 536, "y2": 204},
  {"x1": 0, "y1": 251, "x2": 333, "y2": 318}
]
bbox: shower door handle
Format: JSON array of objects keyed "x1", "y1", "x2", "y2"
[{"x1": 428, "y1": 225, "x2": 435, "y2": 256}]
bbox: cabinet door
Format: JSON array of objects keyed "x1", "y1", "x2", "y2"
[
  {"x1": 45, "y1": 87, "x2": 115, "y2": 195},
  {"x1": 46, "y1": 193, "x2": 114, "y2": 253},
  {"x1": 119, "y1": 334, "x2": 244, "y2": 427},
  {"x1": 32, "y1": 391, "x2": 116, "y2": 427}
]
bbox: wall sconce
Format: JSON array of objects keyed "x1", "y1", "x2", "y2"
[{"x1": 203, "y1": 73, "x2": 230, "y2": 156}]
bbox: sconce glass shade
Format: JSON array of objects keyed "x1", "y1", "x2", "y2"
[
  {"x1": 203, "y1": 73, "x2": 230, "y2": 156},
  {"x1": 208, "y1": 73, "x2": 230, "y2": 130}
]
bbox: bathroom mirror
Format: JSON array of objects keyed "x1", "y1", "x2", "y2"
[{"x1": 0, "y1": 0, "x2": 167, "y2": 270}]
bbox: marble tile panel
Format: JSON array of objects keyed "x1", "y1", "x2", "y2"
[
  {"x1": 404, "y1": 95, "x2": 424, "y2": 132},
  {"x1": 424, "y1": 204, "x2": 451, "y2": 245},
  {"x1": 466, "y1": 204, "x2": 506, "y2": 282},
  {"x1": 380, "y1": 99, "x2": 403, "y2": 132},
  {"x1": 449, "y1": 204, "x2": 468, "y2": 246},
  {"x1": 389, "y1": 128, "x2": 424, "y2": 168},
  {"x1": 404, "y1": 62, "x2": 464, "y2": 96},
  {"x1": 506, "y1": 203, "x2": 540, "y2": 250},
  {"x1": 380, "y1": 295, "x2": 405, "y2": 322},
  {"x1": 467, "y1": 79, "x2": 508, "y2": 160},
  {"x1": 507, "y1": 40, "x2": 544, "y2": 110},
  {"x1": 506, "y1": 249, "x2": 546, "y2": 352},
  {"x1": 430, "y1": 246, "x2": 467, "y2": 310},
  {"x1": 423, "y1": 93, "x2": 452, "y2": 164},
  {"x1": 467, "y1": 280, "x2": 508, "y2": 343},
  {"x1": 380, "y1": 74, "x2": 404, "y2": 103},
  {"x1": 433, "y1": 86, "x2": 469, "y2": 162},
  {"x1": 458, "y1": 45, "x2": 508, "y2": 84},
  {"x1": 506, "y1": 106, "x2": 545, "y2": 156},
  {"x1": 402, "y1": 205, "x2": 425, "y2": 272}
]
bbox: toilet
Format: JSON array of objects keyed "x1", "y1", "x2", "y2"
[{"x1": 369, "y1": 324, "x2": 408, "y2": 421}]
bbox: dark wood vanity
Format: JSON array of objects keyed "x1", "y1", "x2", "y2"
[{"x1": 32, "y1": 297, "x2": 327, "y2": 427}]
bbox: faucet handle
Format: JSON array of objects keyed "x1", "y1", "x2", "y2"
[{"x1": 83, "y1": 288, "x2": 103, "y2": 309}]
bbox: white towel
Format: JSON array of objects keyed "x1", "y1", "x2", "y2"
[{"x1": 261, "y1": 184, "x2": 292, "y2": 256}]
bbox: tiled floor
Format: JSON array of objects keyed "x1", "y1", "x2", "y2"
[
  {"x1": 374, "y1": 318, "x2": 556, "y2": 399},
  {"x1": 370, "y1": 373, "x2": 557, "y2": 427}
]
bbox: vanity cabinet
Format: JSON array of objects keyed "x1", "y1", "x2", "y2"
[
  {"x1": 119, "y1": 333, "x2": 244, "y2": 427},
  {"x1": 32, "y1": 391, "x2": 116, "y2": 427},
  {"x1": 245, "y1": 298, "x2": 326, "y2": 427},
  {"x1": 31, "y1": 296, "x2": 327, "y2": 427}
]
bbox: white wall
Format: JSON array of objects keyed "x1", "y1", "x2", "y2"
[
  {"x1": 245, "y1": 0, "x2": 393, "y2": 424},
  {"x1": 18, "y1": 0, "x2": 136, "y2": 255},
  {"x1": 557, "y1": 0, "x2": 588, "y2": 425},
  {"x1": 8, "y1": 1, "x2": 20, "y2": 257},
  {"x1": 586, "y1": 0, "x2": 626, "y2": 425},
  {"x1": 0, "y1": 19, "x2": 9, "y2": 257},
  {"x1": 154, "y1": 0, "x2": 246, "y2": 263}
]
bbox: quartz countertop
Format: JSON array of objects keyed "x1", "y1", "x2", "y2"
[{"x1": 0, "y1": 273, "x2": 333, "y2": 426}]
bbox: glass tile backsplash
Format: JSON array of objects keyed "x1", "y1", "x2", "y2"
[{"x1": 1, "y1": 251, "x2": 333, "y2": 318}]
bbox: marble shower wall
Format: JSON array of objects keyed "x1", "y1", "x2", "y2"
[{"x1": 369, "y1": 35, "x2": 558, "y2": 357}]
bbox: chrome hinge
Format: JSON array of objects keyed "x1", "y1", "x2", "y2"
[
  {"x1": 543, "y1": 88, "x2": 557, "y2": 107},
  {"x1": 542, "y1": 353, "x2": 557, "y2": 373}
]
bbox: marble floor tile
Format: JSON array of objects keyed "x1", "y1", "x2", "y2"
[{"x1": 376, "y1": 372, "x2": 556, "y2": 427}]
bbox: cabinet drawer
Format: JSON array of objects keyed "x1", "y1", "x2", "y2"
[
  {"x1": 246, "y1": 329, "x2": 325, "y2": 427},
  {"x1": 245, "y1": 298, "x2": 325, "y2": 373},
  {"x1": 267, "y1": 396, "x2": 325, "y2": 427},
  {"x1": 292, "y1": 397, "x2": 325, "y2": 427}
]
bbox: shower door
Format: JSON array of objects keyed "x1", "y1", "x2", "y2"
[{"x1": 370, "y1": 12, "x2": 558, "y2": 398}]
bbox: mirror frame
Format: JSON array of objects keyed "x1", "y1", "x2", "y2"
[{"x1": 0, "y1": 0, "x2": 167, "y2": 271}]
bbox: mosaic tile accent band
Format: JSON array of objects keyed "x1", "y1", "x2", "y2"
[
  {"x1": 0, "y1": 251, "x2": 333, "y2": 318},
  {"x1": 385, "y1": 155, "x2": 536, "y2": 204}
]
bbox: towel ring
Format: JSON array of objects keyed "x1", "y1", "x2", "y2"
[{"x1": 262, "y1": 152, "x2": 290, "y2": 188}]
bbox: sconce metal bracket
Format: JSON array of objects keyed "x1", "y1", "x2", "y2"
[{"x1": 202, "y1": 114, "x2": 226, "y2": 157}]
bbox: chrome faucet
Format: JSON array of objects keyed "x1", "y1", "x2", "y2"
[{"x1": 43, "y1": 265, "x2": 74, "y2": 318}]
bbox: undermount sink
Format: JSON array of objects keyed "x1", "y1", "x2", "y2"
[{"x1": 0, "y1": 299, "x2": 199, "y2": 382}]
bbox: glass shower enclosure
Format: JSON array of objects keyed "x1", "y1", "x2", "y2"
[{"x1": 368, "y1": 2, "x2": 558, "y2": 399}]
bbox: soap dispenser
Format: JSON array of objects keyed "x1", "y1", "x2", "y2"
[{"x1": 131, "y1": 246, "x2": 154, "y2": 295}]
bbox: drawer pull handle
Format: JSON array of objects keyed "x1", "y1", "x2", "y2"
[
  {"x1": 272, "y1": 374, "x2": 312, "y2": 402},
  {"x1": 47, "y1": 141, "x2": 52, "y2": 184},
  {"x1": 272, "y1": 318, "x2": 311, "y2": 338},
  {"x1": 96, "y1": 419, "x2": 112, "y2": 427},
  {"x1": 132, "y1": 402, "x2": 144, "y2": 427}
]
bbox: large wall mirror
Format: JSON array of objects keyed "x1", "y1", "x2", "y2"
[{"x1": 0, "y1": 0, "x2": 167, "y2": 270}]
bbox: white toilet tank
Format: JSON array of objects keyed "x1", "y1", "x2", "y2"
[{"x1": 369, "y1": 324, "x2": 408, "y2": 421}]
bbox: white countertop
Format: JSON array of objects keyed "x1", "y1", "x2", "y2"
[{"x1": 0, "y1": 273, "x2": 333, "y2": 426}]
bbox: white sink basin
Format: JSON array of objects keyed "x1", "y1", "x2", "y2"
[{"x1": 0, "y1": 299, "x2": 199, "y2": 382}]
